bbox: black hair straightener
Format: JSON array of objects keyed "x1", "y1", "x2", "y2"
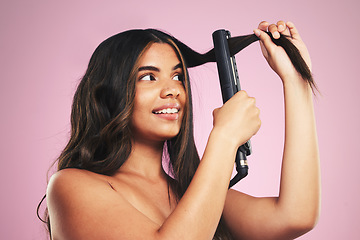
[{"x1": 212, "y1": 29, "x2": 252, "y2": 188}]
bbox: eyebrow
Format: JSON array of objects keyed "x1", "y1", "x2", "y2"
[{"x1": 138, "y1": 63, "x2": 183, "y2": 72}]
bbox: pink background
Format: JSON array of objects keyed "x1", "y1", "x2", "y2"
[{"x1": 1, "y1": 0, "x2": 359, "y2": 239}]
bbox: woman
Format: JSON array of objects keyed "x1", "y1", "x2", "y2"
[{"x1": 44, "y1": 21, "x2": 320, "y2": 239}]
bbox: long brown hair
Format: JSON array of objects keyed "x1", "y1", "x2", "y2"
[{"x1": 38, "y1": 28, "x2": 315, "y2": 240}]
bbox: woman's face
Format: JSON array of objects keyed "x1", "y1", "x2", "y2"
[{"x1": 130, "y1": 43, "x2": 187, "y2": 143}]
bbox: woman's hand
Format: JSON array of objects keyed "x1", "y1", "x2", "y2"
[
  {"x1": 254, "y1": 21, "x2": 312, "y2": 82},
  {"x1": 223, "y1": 21, "x2": 320, "y2": 240},
  {"x1": 212, "y1": 90, "x2": 261, "y2": 149}
]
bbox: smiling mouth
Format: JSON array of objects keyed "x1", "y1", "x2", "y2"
[{"x1": 153, "y1": 108, "x2": 179, "y2": 114}]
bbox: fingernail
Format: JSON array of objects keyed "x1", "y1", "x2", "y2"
[
  {"x1": 254, "y1": 29, "x2": 261, "y2": 37},
  {"x1": 273, "y1": 31, "x2": 280, "y2": 39}
]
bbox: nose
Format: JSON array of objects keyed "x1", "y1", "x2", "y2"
[{"x1": 160, "y1": 81, "x2": 181, "y2": 99}]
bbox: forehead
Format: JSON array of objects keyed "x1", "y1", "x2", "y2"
[{"x1": 138, "y1": 43, "x2": 181, "y2": 67}]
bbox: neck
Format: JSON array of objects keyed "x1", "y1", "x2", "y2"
[{"x1": 118, "y1": 138, "x2": 166, "y2": 180}]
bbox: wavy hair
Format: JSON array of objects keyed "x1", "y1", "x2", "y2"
[{"x1": 38, "y1": 28, "x2": 316, "y2": 240}]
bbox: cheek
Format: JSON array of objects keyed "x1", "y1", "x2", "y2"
[
  {"x1": 131, "y1": 87, "x2": 158, "y2": 122},
  {"x1": 131, "y1": 91, "x2": 147, "y2": 122},
  {"x1": 133, "y1": 87, "x2": 152, "y2": 109}
]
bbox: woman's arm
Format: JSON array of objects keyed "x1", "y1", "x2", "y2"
[{"x1": 224, "y1": 21, "x2": 321, "y2": 240}]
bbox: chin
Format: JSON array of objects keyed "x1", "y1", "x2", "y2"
[{"x1": 158, "y1": 131, "x2": 181, "y2": 141}]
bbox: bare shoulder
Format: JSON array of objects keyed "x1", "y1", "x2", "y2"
[
  {"x1": 47, "y1": 168, "x2": 160, "y2": 240},
  {"x1": 47, "y1": 168, "x2": 110, "y2": 205},
  {"x1": 47, "y1": 168, "x2": 106, "y2": 193}
]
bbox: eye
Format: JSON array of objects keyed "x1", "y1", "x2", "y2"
[
  {"x1": 139, "y1": 74, "x2": 156, "y2": 81},
  {"x1": 173, "y1": 74, "x2": 184, "y2": 82}
]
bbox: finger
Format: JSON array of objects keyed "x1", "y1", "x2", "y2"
[
  {"x1": 286, "y1": 21, "x2": 302, "y2": 40},
  {"x1": 268, "y1": 24, "x2": 280, "y2": 39},
  {"x1": 249, "y1": 96, "x2": 256, "y2": 105},
  {"x1": 277, "y1": 20, "x2": 290, "y2": 35},
  {"x1": 253, "y1": 28, "x2": 274, "y2": 56},
  {"x1": 258, "y1": 21, "x2": 269, "y2": 31}
]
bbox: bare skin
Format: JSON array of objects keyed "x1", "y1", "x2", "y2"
[{"x1": 47, "y1": 21, "x2": 320, "y2": 240}]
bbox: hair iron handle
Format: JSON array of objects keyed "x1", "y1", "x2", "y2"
[{"x1": 212, "y1": 29, "x2": 252, "y2": 188}]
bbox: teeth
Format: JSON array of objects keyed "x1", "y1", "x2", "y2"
[{"x1": 154, "y1": 108, "x2": 179, "y2": 114}]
